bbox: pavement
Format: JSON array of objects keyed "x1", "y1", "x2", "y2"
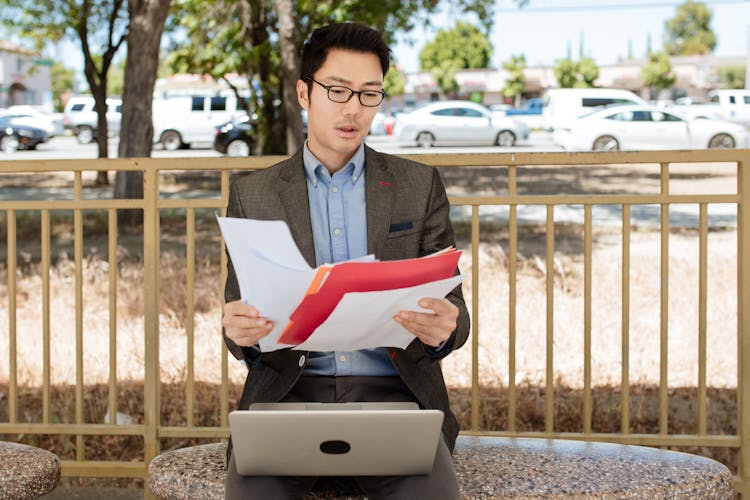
[{"x1": 41, "y1": 485, "x2": 142, "y2": 499}]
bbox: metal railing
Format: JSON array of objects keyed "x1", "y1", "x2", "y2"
[{"x1": 1, "y1": 149, "x2": 748, "y2": 494}]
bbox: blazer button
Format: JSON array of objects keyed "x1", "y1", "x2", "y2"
[{"x1": 298, "y1": 355, "x2": 305, "y2": 367}]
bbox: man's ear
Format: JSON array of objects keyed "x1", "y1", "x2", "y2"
[{"x1": 297, "y1": 79, "x2": 310, "y2": 111}]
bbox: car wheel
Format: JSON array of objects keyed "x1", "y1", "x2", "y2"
[
  {"x1": 1, "y1": 135, "x2": 19, "y2": 153},
  {"x1": 496, "y1": 130, "x2": 516, "y2": 147},
  {"x1": 76, "y1": 126, "x2": 95, "y2": 144},
  {"x1": 416, "y1": 131, "x2": 434, "y2": 148},
  {"x1": 592, "y1": 135, "x2": 619, "y2": 151},
  {"x1": 226, "y1": 139, "x2": 252, "y2": 157},
  {"x1": 160, "y1": 130, "x2": 183, "y2": 151},
  {"x1": 708, "y1": 133, "x2": 735, "y2": 149}
]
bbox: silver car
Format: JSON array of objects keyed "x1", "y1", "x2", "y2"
[{"x1": 393, "y1": 100, "x2": 529, "y2": 148}]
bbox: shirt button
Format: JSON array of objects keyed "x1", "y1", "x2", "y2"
[
  {"x1": 332, "y1": 186, "x2": 338, "y2": 193},
  {"x1": 333, "y1": 228, "x2": 341, "y2": 236},
  {"x1": 339, "y1": 355, "x2": 346, "y2": 362},
  {"x1": 298, "y1": 355, "x2": 305, "y2": 367}
]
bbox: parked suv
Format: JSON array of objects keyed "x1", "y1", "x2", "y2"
[{"x1": 63, "y1": 96, "x2": 122, "y2": 143}]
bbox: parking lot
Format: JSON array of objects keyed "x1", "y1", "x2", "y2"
[{"x1": 0, "y1": 131, "x2": 562, "y2": 160}]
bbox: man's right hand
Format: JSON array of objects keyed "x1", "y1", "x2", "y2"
[{"x1": 222, "y1": 300, "x2": 274, "y2": 347}]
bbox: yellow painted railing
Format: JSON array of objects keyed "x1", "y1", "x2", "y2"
[{"x1": 0, "y1": 149, "x2": 749, "y2": 494}]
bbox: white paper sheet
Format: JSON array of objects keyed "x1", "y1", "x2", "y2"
[{"x1": 217, "y1": 217, "x2": 311, "y2": 270}]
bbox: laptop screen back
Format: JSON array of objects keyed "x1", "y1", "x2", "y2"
[{"x1": 229, "y1": 402, "x2": 444, "y2": 476}]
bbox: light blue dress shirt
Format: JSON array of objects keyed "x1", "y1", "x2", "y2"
[{"x1": 301, "y1": 142, "x2": 399, "y2": 376}]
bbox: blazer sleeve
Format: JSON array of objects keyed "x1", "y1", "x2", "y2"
[{"x1": 420, "y1": 167, "x2": 470, "y2": 360}]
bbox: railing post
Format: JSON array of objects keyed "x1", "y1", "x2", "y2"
[
  {"x1": 143, "y1": 164, "x2": 160, "y2": 486},
  {"x1": 738, "y1": 153, "x2": 750, "y2": 496}
]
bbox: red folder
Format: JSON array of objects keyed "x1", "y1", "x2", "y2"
[{"x1": 277, "y1": 249, "x2": 462, "y2": 345}]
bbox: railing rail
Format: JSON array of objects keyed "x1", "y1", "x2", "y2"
[{"x1": 1, "y1": 149, "x2": 748, "y2": 495}]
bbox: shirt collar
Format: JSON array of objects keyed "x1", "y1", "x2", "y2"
[{"x1": 303, "y1": 141, "x2": 365, "y2": 186}]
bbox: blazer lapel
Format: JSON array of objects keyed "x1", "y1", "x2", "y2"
[
  {"x1": 364, "y1": 146, "x2": 395, "y2": 257},
  {"x1": 277, "y1": 151, "x2": 316, "y2": 268}
]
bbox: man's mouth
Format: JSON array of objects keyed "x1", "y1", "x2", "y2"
[{"x1": 336, "y1": 124, "x2": 359, "y2": 134}]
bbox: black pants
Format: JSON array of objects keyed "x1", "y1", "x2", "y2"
[{"x1": 225, "y1": 376, "x2": 460, "y2": 500}]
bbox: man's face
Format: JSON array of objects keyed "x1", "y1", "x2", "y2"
[{"x1": 297, "y1": 48, "x2": 383, "y2": 169}]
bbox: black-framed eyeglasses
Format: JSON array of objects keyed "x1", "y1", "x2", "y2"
[{"x1": 305, "y1": 77, "x2": 386, "y2": 107}]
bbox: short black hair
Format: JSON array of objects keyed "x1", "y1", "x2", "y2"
[{"x1": 300, "y1": 22, "x2": 390, "y2": 81}]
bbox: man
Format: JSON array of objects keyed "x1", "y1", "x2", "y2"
[{"x1": 222, "y1": 22, "x2": 469, "y2": 499}]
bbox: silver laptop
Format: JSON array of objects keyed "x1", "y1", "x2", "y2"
[{"x1": 229, "y1": 402, "x2": 444, "y2": 476}]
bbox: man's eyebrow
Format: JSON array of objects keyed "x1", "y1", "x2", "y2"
[{"x1": 327, "y1": 76, "x2": 383, "y2": 86}]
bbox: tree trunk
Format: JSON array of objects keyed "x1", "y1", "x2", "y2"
[
  {"x1": 115, "y1": 0, "x2": 171, "y2": 225},
  {"x1": 274, "y1": 0, "x2": 303, "y2": 153},
  {"x1": 88, "y1": 81, "x2": 110, "y2": 184}
]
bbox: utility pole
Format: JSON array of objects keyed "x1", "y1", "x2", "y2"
[{"x1": 746, "y1": 25, "x2": 749, "y2": 89}]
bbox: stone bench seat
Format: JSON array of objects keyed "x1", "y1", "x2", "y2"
[
  {"x1": 0, "y1": 441, "x2": 61, "y2": 500},
  {"x1": 147, "y1": 435, "x2": 735, "y2": 499}
]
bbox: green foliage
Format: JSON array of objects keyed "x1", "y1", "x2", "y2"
[
  {"x1": 577, "y1": 57, "x2": 599, "y2": 87},
  {"x1": 419, "y1": 21, "x2": 493, "y2": 96},
  {"x1": 664, "y1": 0, "x2": 716, "y2": 55},
  {"x1": 0, "y1": 0, "x2": 128, "y2": 78},
  {"x1": 383, "y1": 68, "x2": 406, "y2": 97},
  {"x1": 50, "y1": 62, "x2": 74, "y2": 112},
  {"x1": 501, "y1": 54, "x2": 525, "y2": 100},
  {"x1": 718, "y1": 64, "x2": 746, "y2": 89},
  {"x1": 554, "y1": 58, "x2": 577, "y2": 88},
  {"x1": 640, "y1": 51, "x2": 676, "y2": 90},
  {"x1": 553, "y1": 57, "x2": 599, "y2": 88},
  {"x1": 419, "y1": 21, "x2": 492, "y2": 72}
]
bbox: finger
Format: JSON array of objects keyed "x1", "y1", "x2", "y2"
[
  {"x1": 393, "y1": 314, "x2": 446, "y2": 346},
  {"x1": 226, "y1": 322, "x2": 274, "y2": 346},
  {"x1": 417, "y1": 298, "x2": 457, "y2": 317},
  {"x1": 224, "y1": 301, "x2": 261, "y2": 319},
  {"x1": 396, "y1": 309, "x2": 455, "y2": 331},
  {"x1": 222, "y1": 314, "x2": 271, "y2": 330}
]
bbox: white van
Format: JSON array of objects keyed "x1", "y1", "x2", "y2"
[
  {"x1": 542, "y1": 88, "x2": 646, "y2": 131},
  {"x1": 152, "y1": 94, "x2": 248, "y2": 150},
  {"x1": 63, "y1": 96, "x2": 122, "y2": 143}
]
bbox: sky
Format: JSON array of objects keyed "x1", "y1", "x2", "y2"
[
  {"x1": 6, "y1": 0, "x2": 749, "y2": 82},
  {"x1": 391, "y1": 0, "x2": 750, "y2": 72}
]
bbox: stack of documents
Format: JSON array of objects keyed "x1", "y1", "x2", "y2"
[{"x1": 217, "y1": 217, "x2": 463, "y2": 352}]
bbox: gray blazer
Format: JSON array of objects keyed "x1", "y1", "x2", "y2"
[{"x1": 224, "y1": 145, "x2": 470, "y2": 452}]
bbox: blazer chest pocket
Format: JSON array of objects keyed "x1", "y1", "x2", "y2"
[
  {"x1": 383, "y1": 219, "x2": 423, "y2": 259},
  {"x1": 387, "y1": 220, "x2": 422, "y2": 239}
]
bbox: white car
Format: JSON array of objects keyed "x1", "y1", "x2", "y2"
[
  {"x1": 553, "y1": 104, "x2": 750, "y2": 151},
  {"x1": 393, "y1": 100, "x2": 529, "y2": 148}
]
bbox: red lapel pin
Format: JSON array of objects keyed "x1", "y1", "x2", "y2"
[{"x1": 379, "y1": 181, "x2": 391, "y2": 187}]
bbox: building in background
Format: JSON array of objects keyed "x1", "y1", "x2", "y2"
[{"x1": 0, "y1": 40, "x2": 53, "y2": 109}]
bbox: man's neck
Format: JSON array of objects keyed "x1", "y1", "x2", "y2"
[{"x1": 307, "y1": 141, "x2": 360, "y2": 175}]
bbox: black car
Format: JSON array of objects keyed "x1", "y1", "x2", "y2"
[
  {"x1": 213, "y1": 117, "x2": 256, "y2": 156},
  {"x1": 0, "y1": 116, "x2": 48, "y2": 153}
]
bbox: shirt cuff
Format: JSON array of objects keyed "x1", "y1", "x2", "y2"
[{"x1": 422, "y1": 333, "x2": 455, "y2": 358}]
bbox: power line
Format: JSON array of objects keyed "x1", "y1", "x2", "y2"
[{"x1": 497, "y1": 0, "x2": 748, "y2": 13}]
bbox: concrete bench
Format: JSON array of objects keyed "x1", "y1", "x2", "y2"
[
  {"x1": 147, "y1": 435, "x2": 734, "y2": 499},
  {"x1": 0, "y1": 441, "x2": 61, "y2": 500}
]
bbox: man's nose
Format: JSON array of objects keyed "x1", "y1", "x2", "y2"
[{"x1": 342, "y1": 94, "x2": 363, "y2": 116}]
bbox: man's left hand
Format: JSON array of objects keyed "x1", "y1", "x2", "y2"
[{"x1": 394, "y1": 298, "x2": 458, "y2": 348}]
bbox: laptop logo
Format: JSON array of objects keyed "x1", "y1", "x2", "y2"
[{"x1": 320, "y1": 440, "x2": 351, "y2": 455}]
